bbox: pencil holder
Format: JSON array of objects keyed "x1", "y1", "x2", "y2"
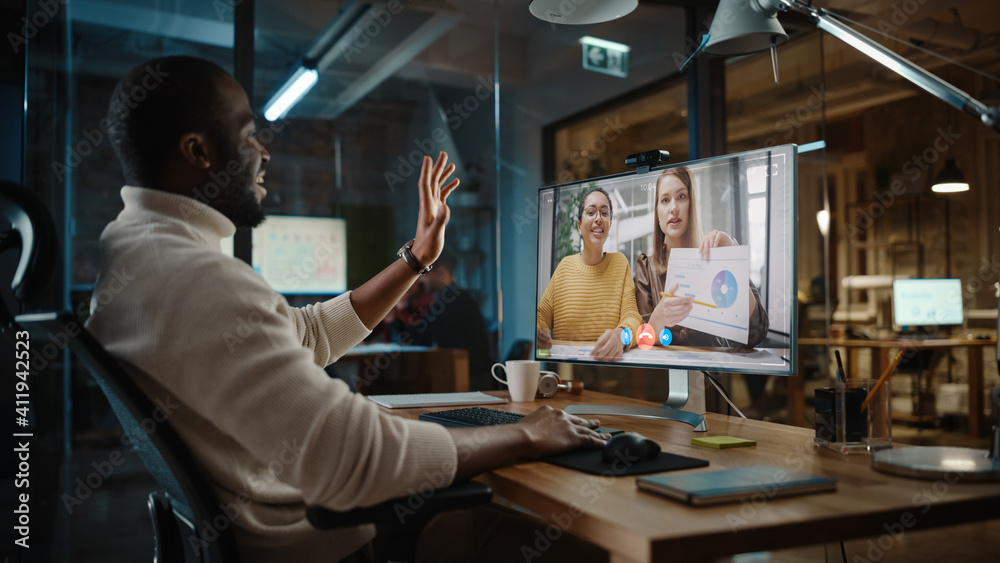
[{"x1": 815, "y1": 378, "x2": 892, "y2": 454}]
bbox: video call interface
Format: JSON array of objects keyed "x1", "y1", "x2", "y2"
[{"x1": 535, "y1": 145, "x2": 797, "y2": 376}]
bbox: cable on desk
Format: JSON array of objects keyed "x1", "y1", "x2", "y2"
[{"x1": 702, "y1": 371, "x2": 747, "y2": 419}]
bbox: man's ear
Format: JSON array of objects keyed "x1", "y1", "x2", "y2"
[{"x1": 177, "y1": 132, "x2": 214, "y2": 170}]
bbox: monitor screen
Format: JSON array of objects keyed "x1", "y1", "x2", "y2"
[
  {"x1": 535, "y1": 145, "x2": 796, "y2": 376},
  {"x1": 222, "y1": 215, "x2": 347, "y2": 295},
  {"x1": 892, "y1": 278, "x2": 963, "y2": 328}
]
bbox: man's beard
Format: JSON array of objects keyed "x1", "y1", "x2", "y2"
[{"x1": 210, "y1": 138, "x2": 266, "y2": 228}]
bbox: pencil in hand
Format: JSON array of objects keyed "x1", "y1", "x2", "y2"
[{"x1": 660, "y1": 292, "x2": 718, "y2": 308}]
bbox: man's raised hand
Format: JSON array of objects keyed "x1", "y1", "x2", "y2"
[{"x1": 411, "y1": 151, "x2": 460, "y2": 267}]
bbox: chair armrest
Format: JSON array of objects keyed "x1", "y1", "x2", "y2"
[{"x1": 306, "y1": 481, "x2": 492, "y2": 530}]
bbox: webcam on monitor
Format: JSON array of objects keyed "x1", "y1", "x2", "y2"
[{"x1": 625, "y1": 150, "x2": 670, "y2": 169}]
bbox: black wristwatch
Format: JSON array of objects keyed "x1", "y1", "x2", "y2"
[{"x1": 397, "y1": 239, "x2": 433, "y2": 275}]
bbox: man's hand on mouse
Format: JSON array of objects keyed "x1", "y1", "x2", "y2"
[
  {"x1": 444, "y1": 407, "x2": 609, "y2": 481},
  {"x1": 519, "y1": 406, "x2": 609, "y2": 457}
]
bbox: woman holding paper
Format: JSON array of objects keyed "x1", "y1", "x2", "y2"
[
  {"x1": 634, "y1": 166, "x2": 769, "y2": 348},
  {"x1": 537, "y1": 186, "x2": 642, "y2": 361}
]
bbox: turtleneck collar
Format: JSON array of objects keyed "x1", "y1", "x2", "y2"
[{"x1": 118, "y1": 186, "x2": 236, "y2": 247}]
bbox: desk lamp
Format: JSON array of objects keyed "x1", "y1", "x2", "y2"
[
  {"x1": 702, "y1": 0, "x2": 999, "y2": 133},
  {"x1": 700, "y1": 0, "x2": 1000, "y2": 480}
]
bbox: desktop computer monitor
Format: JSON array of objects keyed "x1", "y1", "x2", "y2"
[
  {"x1": 221, "y1": 215, "x2": 347, "y2": 295},
  {"x1": 535, "y1": 145, "x2": 798, "y2": 429},
  {"x1": 892, "y1": 278, "x2": 964, "y2": 330}
]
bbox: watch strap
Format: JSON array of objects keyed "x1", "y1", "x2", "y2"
[{"x1": 398, "y1": 240, "x2": 433, "y2": 275}]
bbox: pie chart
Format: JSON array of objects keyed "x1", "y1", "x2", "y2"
[{"x1": 711, "y1": 270, "x2": 738, "y2": 308}]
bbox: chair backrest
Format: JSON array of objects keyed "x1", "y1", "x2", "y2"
[
  {"x1": 2, "y1": 184, "x2": 240, "y2": 562},
  {"x1": 0, "y1": 181, "x2": 58, "y2": 304}
]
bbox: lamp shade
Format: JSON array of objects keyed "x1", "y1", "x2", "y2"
[
  {"x1": 931, "y1": 157, "x2": 970, "y2": 193},
  {"x1": 704, "y1": 0, "x2": 788, "y2": 56},
  {"x1": 529, "y1": 0, "x2": 638, "y2": 25}
]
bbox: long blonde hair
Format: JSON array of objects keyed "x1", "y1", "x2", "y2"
[{"x1": 652, "y1": 166, "x2": 702, "y2": 274}]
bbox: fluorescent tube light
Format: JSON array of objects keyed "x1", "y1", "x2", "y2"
[{"x1": 263, "y1": 67, "x2": 319, "y2": 122}]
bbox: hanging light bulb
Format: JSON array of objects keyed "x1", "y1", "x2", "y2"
[{"x1": 931, "y1": 158, "x2": 970, "y2": 193}]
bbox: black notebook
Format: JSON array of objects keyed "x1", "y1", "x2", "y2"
[{"x1": 636, "y1": 465, "x2": 836, "y2": 506}]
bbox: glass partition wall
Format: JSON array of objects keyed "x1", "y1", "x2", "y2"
[
  {"x1": 22, "y1": 0, "x2": 502, "y2": 559},
  {"x1": 253, "y1": 0, "x2": 499, "y2": 308}
]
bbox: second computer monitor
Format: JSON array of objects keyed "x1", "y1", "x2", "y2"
[
  {"x1": 535, "y1": 144, "x2": 797, "y2": 376},
  {"x1": 892, "y1": 278, "x2": 964, "y2": 330}
]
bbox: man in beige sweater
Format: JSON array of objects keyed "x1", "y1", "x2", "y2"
[{"x1": 88, "y1": 56, "x2": 608, "y2": 562}]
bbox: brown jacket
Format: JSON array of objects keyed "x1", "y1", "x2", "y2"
[{"x1": 634, "y1": 253, "x2": 769, "y2": 348}]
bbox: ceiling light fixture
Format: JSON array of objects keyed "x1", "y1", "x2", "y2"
[
  {"x1": 529, "y1": 0, "x2": 637, "y2": 25},
  {"x1": 931, "y1": 157, "x2": 970, "y2": 193},
  {"x1": 263, "y1": 66, "x2": 319, "y2": 122}
]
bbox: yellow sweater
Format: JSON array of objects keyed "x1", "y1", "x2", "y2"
[{"x1": 536, "y1": 252, "x2": 642, "y2": 342}]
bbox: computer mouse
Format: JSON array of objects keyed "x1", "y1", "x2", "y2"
[{"x1": 601, "y1": 432, "x2": 661, "y2": 463}]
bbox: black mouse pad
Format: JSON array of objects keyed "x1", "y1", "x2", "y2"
[{"x1": 542, "y1": 449, "x2": 708, "y2": 476}]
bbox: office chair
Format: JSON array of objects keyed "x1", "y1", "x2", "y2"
[
  {"x1": 0, "y1": 180, "x2": 57, "y2": 322},
  {"x1": 2, "y1": 181, "x2": 242, "y2": 562},
  {"x1": 2, "y1": 182, "x2": 491, "y2": 563},
  {"x1": 306, "y1": 481, "x2": 493, "y2": 563}
]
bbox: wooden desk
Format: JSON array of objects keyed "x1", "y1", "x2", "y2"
[
  {"x1": 386, "y1": 391, "x2": 1000, "y2": 563},
  {"x1": 799, "y1": 337, "x2": 996, "y2": 436}
]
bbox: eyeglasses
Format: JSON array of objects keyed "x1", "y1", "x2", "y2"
[{"x1": 583, "y1": 207, "x2": 610, "y2": 220}]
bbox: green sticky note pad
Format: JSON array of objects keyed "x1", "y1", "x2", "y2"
[{"x1": 691, "y1": 436, "x2": 757, "y2": 449}]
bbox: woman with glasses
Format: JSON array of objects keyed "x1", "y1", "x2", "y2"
[
  {"x1": 536, "y1": 186, "x2": 642, "y2": 361},
  {"x1": 634, "y1": 166, "x2": 769, "y2": 348}
]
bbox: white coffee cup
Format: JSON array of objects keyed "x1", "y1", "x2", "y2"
[{"x1": 491, "y1": 360, "x2": 554, "y2": 402}]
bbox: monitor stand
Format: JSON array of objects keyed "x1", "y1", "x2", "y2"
[{"x1": 565, "y1": 369, "x2": 708, "y2": 431}]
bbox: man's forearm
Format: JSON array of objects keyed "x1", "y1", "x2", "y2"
[
  {"x1": 446, "y1": 425, "x2": 535, "y2": 482},
  {"x1": 350, "y1": 258, "x2": 420, "y2": 330}
]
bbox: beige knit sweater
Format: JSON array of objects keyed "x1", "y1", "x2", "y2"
[{"x1": 87, "y1": 187, "x2": 458, "y2": 562}]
